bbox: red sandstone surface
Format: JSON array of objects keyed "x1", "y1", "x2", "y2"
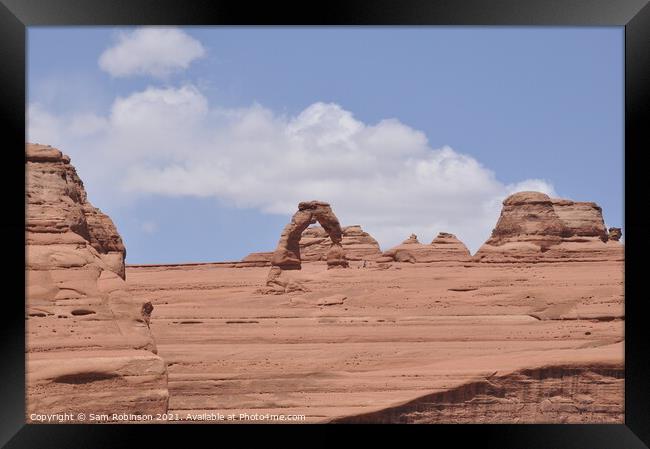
[
  {"x1": 127, "y1": 259, "x2": 623, "y2": 423},
  {"x1": 26, "y1": 144, "x2": 624, "y2": 424}
]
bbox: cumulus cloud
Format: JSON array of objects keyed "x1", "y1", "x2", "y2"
[
  {"x1": 28, "y1": 104, "x2": 108, "y2": 142},
  {"x1": 98, "y1": 28, "x2": 205, "y2": 78},
  {"x1": 27, "y1": 85, "x2": 556, "y2": 254}
]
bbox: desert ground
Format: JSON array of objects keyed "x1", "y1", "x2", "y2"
[{"x1": 126, "y1": 258, "x2": 623, "y2": 423}]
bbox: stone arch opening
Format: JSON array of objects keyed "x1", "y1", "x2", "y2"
[{"x1": 270, "y1": 201, "x2": 349, "y2": 270}]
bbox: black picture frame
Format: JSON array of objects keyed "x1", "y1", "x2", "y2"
[{"x1": 2, "y1": 0, "x2": 648, "y2": 447}]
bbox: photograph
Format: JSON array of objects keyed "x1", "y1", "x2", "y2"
[
  {"x1": 1, "y1": 0, "x2": 649, "y2": 446},
  {"x1": 24, "y1": 25, "x2": 626, "y2": 425}
]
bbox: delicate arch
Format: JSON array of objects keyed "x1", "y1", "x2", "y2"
[{"x1": 270, "y1": 201, "x2": 348, "y2": 270}]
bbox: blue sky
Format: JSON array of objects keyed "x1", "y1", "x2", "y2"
[{"x1": 27, "y1": 27, "x2": 624, "y2": 263}]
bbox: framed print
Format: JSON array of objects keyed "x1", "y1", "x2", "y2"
[{"x1": 1, "y1": 0, "x2": 648, "y2": 447}]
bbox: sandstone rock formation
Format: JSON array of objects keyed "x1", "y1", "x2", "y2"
[
  {"x1": 378, "y1": 232, "x2": 471, "y2": 263},
  {"x1": 475, "y1": 191, "x2": 623, "y2": 262},
  {"x1": 261, "y1": 201, "x2": 349, "y2": 293},
  {"x1": 26, "y1": 143, "x2": 168, "y2": 421},
  {"x1": 552, "y1": 198, "x2": 609, "y2": 241},
  {"x1": 430, "y1": 232, "x2": 472, "y2": 259},
  {"x1": 238, "y1": 224, "x2": 380, "y2": 267},
  {"x1": 270, "y1": 201, "x2": 348, "y2": 270},
  {"x1": 26, "y1": 144, "x2": 127, "y2": 278}
]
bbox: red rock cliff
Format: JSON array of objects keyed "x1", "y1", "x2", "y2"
[{"x1": 26, "y1": 143, "x2": 168, "y2": 421}]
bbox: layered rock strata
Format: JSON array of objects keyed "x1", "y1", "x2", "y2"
[
  {"x1": 378, "y1": 232, "x2": 472, "y2": 263},
  {"x1": 26, "y1": 143, "x2": 168, "y2": 421},
  {"x1": 333, "y1": 364, "x2": 623, "y2": 423},
  {"x1": 475, "y1": 192, "x2": 623, "y2": 262}
]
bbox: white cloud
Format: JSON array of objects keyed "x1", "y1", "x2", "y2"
[
  {"x1": 98, "y1": 28, "x2": 205, "y2": 78},
  {"x1": 28, "y1": 85, "x2": 556, "y2": 254},
  {"x1": 27, "y1": 105, "x2": 107, "y2": 142},
  {"x1": 67, "y1": 113, "x2": 109, "y2": 137},
  {"x1": 27, "y1": 103, "x2": 62, "y2": 145}
]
